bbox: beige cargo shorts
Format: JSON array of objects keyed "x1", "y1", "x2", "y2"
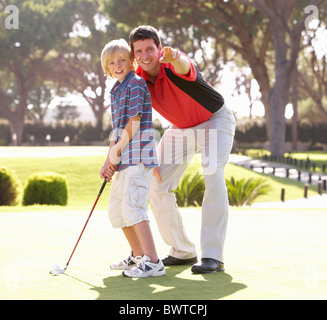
[{"x1": 108, "y1": 163, "x2": 154, "y2": 228}]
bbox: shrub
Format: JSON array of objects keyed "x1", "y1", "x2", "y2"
[
  {"x1": 23, "y1": 172, "x2": 68, "y2": 206},
  {"x1": 173, "y1": 173, "x2": 271, "y2": 208},
  {"x1": 0, "y1": 167, "x2": 21, "y2": 206},
  {"x1": 226, "y1": 176, "x2": 271, "y2": 207},
  {"x1": 173, "y1": 172, "x2": 205, "y2": 207}
]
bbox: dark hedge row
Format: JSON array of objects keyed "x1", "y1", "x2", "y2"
[
  {"x1": 235, "y1": 121, "x2": 327, "y2": 145},
  {"x1": 0, "y1": 122, "x2": 113, "y2": 146},
  {"x1": 0, "y1": 120, "x2": 326, "y2": 146}
]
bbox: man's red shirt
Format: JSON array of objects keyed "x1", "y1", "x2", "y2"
[{"x1": 136, "y1": 53, "x2": 224, "y2": 128}]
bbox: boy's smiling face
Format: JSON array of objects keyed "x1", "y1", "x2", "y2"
[{"x1": 108, "y1": 52, "x2": 134, "y2": 82}]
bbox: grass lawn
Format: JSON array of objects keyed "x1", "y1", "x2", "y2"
[
  {"x1": 0, "y1": 207, "x2": 326, "y2": 300},
  {"x1": 245, "y1": 149, "x2": 327, "y2": 174},
  {"x1": 1, "y1": 147, "x2": 326, "y2": 301},
  {"x1": 0, "y1": 146, "x2": 319, "y2": 212},
  {"x1": 289, "y1": 151, "x2": 327, "y2": 174},
  {"x1": 0, "y1": 146, "x2": 110, "y2": 211}
]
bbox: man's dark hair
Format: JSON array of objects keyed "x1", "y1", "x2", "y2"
[{"x1": 129, "y1": 25, "x2": 161, "y2": 52}]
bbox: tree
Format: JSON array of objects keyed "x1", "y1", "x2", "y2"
[
  {"x1": 233, "y1": 68, "x2": 261, "y2": 120},
  {"x1": 237, "y1": 0, "x2": 325, "y2": 157},
  {"x1": 103, "y1": 0, "x2": 230, "y2": 86},
  {"x1": 104, "y1": 0, "x2": 325, "y2": 157},
  {"x1": 26, "y1": 85, "x2": 57, "y2": 123},
  {"x1": 39, "y1": 1, "x2": 129, "y2": 135},
  {"x1": 298, "y1": 19, "x2": 327, "y2": 122},
  {"x1": 0, "y1": 0, "x2": 77, "y2": 145},
  {"x1": 53, "y1": 103, "x2": 81, "y2": 122}
]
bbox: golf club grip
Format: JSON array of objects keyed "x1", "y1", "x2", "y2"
[{"x1": 98, "y1": 179, "x2": 107, "y2": 195}]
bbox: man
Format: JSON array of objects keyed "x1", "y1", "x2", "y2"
[{"x1": 129, "y1": 26, "x2": 236, "y2": 273}]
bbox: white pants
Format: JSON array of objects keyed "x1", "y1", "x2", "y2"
[{"x1": 148, "y1": 105, "x2": 236, "y2": 262}]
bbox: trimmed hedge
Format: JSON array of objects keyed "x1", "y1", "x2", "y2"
[
  {"x1": 0, "y1": 167, "x2": 21, "y2": 206},
  {"x1": 235, "y1": 120, "x2": 327, "y2": 144},
  {"x1": 1, "y1": 119, "x2": 327, "y2": 146},
  {"x1": 0, "y1": 121, "x2": 113, "y2": 146},
  {"x1": 23, "y1": 172, "x2": 68, "y2": 206}
]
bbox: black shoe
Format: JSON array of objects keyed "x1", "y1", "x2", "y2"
[
  {"x1": 191, "y1": 258, "x2": 225, "y2": 274},
  {"x1": 162, "y1": 255, "x2": 197, "y2": 266}
]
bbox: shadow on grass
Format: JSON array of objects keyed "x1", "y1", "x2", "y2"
[{"x1": 88, "y1": 266, "x2": 246, "y2": 300}]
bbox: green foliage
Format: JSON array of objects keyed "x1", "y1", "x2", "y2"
[
  {"x1": 0, "y1": 147, "x2": 319, "y2": 211},
  {"x1": 173, "y1": 172, "x2": 205, "y2": 207},
  {"x1": 0, "y1": 167, "x2": 21, "y2": 206},
  {"x1": 174, "y1": 172, "x2": 272, "y2": 207},
  {"x1": 0, "y1": 121, "x2": 10, "y2": 146},
  {"x1": 22, "y1": 121, "x2": 112, "y2": 145},
  {"x1": 1, "y1": 119, "x2": 327, "y2": 146},
  {"x1": 23, "y1": 172, "x2": 68, "y2": 206},
  {"x1": 226, "y1": 176, "x2": 271, "y2": 207},
  {"x1": 235, "y1": 119, "x2": 268, "y2": 143},
  {"x1": 0, "y1": 0, "x2": 88, "y2": 145},
  {"x1": 0, "y1": 0, "x2": 76, "y2": 63}
]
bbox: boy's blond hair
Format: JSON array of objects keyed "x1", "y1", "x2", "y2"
[{"x1": 101, "y1": 39, "x2": 135, "y2": 77}]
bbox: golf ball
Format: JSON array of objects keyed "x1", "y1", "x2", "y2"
[{"x1": 49, "y1": 264, "x2": 60, "y2": 275}]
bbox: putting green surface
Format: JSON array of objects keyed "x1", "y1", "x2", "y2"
[{"x1": 1, "y1": 206, "x2": 326, "y2": 300}]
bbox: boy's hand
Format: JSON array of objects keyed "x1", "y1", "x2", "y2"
[
  {"x1": 153, "y1": 167, "x2": 162, "y2": 183},
  {"x1": 100, "y1": 163, "x2": 116, "y2": 182},
  {"x1": 159, "y1": 46, "x2": 181, "y2": 64}
]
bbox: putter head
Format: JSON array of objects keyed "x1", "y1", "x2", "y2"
[{"x1": 49, "y1": 264, "x2": 66, "y2": 276}]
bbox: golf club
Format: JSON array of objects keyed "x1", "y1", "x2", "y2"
[{"x1": 50, "y1": 179, "x2": 108, "y2": 276}]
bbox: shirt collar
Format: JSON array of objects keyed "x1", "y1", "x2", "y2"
[{"x1": 110, "y1": 71, "x2": 135, "y2": 93}]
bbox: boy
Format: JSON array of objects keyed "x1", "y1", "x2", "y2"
[{"x1": 99, "y1": 39, "x2": 165, "y2": 278}]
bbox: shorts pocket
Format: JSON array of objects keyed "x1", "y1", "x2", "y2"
[{"x1": 127, "y1": 176, "x2": 149, "y2": 209}]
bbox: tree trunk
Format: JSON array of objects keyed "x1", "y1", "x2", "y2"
[
  {"x1": 236, "y1": 0, "x2": 324, "y2": 157},
  {"x1": 291, "y1": 66, "x2": 298, "y2": 151},
  {"x1": 0, "y1": 89, "x2": 27, "y2": 146},
  {"x1": 8, "y1": 116, "x2": 24, "y2": 146},
  {"x1": 269, "y1": 86, "x2": 287, "y2": 158},
  {"x1": 268, "y1": 64, "x2": 296, "y2": 157}
]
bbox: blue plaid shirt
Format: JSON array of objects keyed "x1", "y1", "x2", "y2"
[{"x1": 110, "y1": 71, "x2": 158, "y2": 171}]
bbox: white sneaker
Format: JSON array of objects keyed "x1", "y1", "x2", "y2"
[
  {"x1": 122, "y1": 255, "x2": 166, "y2": 278},
  {"x1": 110, "y1": 252, "x2": 141, "y2": 270}
]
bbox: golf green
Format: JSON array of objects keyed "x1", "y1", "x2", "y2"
[{"x1": 1, "y1": 206, "x2": 326, "y2": 300}]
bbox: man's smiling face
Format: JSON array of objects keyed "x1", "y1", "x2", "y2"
[{"x1": 133, "y1": 38, "x2": 162, "y2": 77}]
